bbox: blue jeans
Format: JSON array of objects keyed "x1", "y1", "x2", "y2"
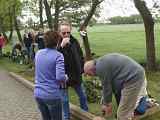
[
  {"x1": 35, "y1": 97, "x2": 62, "y2": 120},
  {"x1": 25, "y1": 46, "x2": 31, "y2": 59},
  {"x1": 61, "y1": 83, "x2": 88, "y2": 120}
]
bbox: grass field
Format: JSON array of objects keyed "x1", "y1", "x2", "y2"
[
  {"x1": 1, "y1": 23, "x2": 160, "y2": 119},
  {"x1": 73, "y1": 24, "x2": 160, "y2": 62}
]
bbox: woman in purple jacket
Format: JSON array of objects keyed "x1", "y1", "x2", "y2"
[{"x1": 34, "y1": 31, "x2": 66, "y2": 120}]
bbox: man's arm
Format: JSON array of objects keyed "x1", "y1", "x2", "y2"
[
  {"x1": 102, "y1": 77, "x2": 112, "y2": 104},
  {"x1": 101, "y1": 78, "x2": 113, "y2": 117}
]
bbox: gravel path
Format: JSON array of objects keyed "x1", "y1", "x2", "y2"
[{"x1": 0, "y1": 69, "x2": 41, "y2": 120}]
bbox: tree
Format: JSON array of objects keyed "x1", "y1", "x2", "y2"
[
  {"x1": 134, "y1": 0, "x2": 156, "y2": 70},
  {"x1": 43, "y1": 0, "x2": 53, "y2": 29},
  {"x1": 39, "y1": 0, "x2": 44, "y2": 28},
  {"x1": 8, "y1": 7, "x2": 14, "y2": 41},
  {"x1": 109, "y1": 15, "x2": 143, "y2": 24},
  {"x1": 24, "y1": 0, "x2": 102, "y2": 31},
  {"x1": 0, "y1": 0, "x2": 13, "y2": 41},
  {"x1": 152, "y1": 1, "x2": 160, "y2": 22},
  {"x1": 54, "y1": 0, "x2": 60, "y2": 30},
  {"x1": 37, "y1": 0, "x2": 103, "y2": 60},
  {"x1": 12, "y1": 1, "x2": 23, "y2": 46},
  {"x1": 57, "y1": 0, "x2": 101, "y2": 27},
  {"x1": 79, "y1": 0, "x2": 104, "y2": 60},
  {"x1": 0, "y1": 0, "x2": 22, "y2": 43}
]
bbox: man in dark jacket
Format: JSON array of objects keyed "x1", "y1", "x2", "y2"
[
  {"x1": 58, "y1": 21, "x2": 88, "y2": 120},
  {"x1": 23, "y1": 32, "x2": 32, "y2": 58},
  {"x1": 35, "y1": 29, "x2": 45, "y2": 50}
]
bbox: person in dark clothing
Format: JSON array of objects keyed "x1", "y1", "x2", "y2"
[
  {"x1": 23, "y1": 32, "x2": 32, "y2": 58},
  {"x1": 35, "y1": 29, "x2": 45, "y2": 49},
  {"x1": 11, "y1": 43, "x2": 22, "y2": 63},
  {"x1": 58, "y1": 21, "x2": 88, "y2": 120}
]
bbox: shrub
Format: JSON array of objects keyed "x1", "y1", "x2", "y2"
[{"x1": 84, "y1": 77, "x2": 102, "y2": 103}]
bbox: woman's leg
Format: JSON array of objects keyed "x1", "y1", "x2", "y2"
[
  {"x1": 35, "y1": 98, "x2": 51, "y2": 120},
  {"x1": 47, "y1": 99, "x2": 63, "y2": 120}
]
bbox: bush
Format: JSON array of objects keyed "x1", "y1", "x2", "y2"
[{"x1": 84, "y1": 78, "x2": 102, "y2": 103}]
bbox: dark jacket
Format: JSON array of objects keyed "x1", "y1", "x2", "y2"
[
  {"x1": 35, "y1": 32, "x2": 45, "y2": 49},
  {"x1": 58, "y1": 35, "x2": 84, "y2": 87},
  {"x1": 23, "y1": 33, "x2": 32, "y2": 48}
]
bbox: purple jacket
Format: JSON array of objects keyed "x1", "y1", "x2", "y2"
[{"x1": 34, "y1": 48, "x2": 66, "y2": 99}]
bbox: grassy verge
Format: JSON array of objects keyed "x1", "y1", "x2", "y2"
[
  {"x1": 1, "y1": 24, "x2": 160, "y2": 119},
  {"x1": 1, "y1": 57, "x2": 160, "y2": 119},
  {"x1": 0, "y1": 57, "x2": 34, "y2": 82}
]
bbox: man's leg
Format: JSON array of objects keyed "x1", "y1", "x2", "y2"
[
  {"x1": 117, "y1": 79, "x2": 144, "y2": 120},
  {"x1": 61, "y1": 89, "x2": 70, "y2": 120},
  {"x1": 74, "y1": 83, "x2": 88, "y2": 111},
  {"x1": 136, "y1": 77, "x2": 148, "y2": 107}
]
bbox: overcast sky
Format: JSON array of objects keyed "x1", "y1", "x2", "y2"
[
  {"x1": 98, "y1": 0, "x2": 156, "y2": 21},
  {"x1": 22, "y1": 0, "x2": 159, "y2": 23}
]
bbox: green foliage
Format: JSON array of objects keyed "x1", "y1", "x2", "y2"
[
  {"x1": 0, "y1": 0, "x2": 22, "y2": 31},
  {"x1": 84, "y1": 78, "x2": 102, "y2": 103},
  {"x1": 23, "y1": 0, "x2": 101, "y2": 28},
  {"x1": 109, "y1": 14, "x2": 143, "y2": 24},
  {"x1": 59, "y1": 0, "x2": 100, "y2": 26}
]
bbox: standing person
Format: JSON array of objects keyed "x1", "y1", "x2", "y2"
[
  {"x1": 0, "y1": 33, "x2": 5, "y2": 57},
  {"x1": 23, "y1": 31, "x2": 32, "y2": 59},
  {"x1": 58, "y1": 21, "x2": 88, "y2": 120},
  {"x1": 35, "y1": 28, "x2": 45, "y2": 50},
  {"x1": 29, "y1": 31, "x2": 37, "y2": 61},
  {"x1": 84, "y1": 53, "x2": 147, "y2": 120},
  {"x1": 34, "y1": 31, "x2": 66, "y2": 120}
]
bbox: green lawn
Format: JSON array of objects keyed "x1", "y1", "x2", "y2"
[
  {"x1": 73, "y1": 24, "x2": 160, "y2": 62},
  {"x1": 1, "y1": 23, "x2": 160, "y2": 119}
]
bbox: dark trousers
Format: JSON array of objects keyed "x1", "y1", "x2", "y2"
[{"x1": 35, "y1": 97, "x2": 62, "y2": 120}]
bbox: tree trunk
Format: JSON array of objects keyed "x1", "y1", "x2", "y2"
[
  {"x1": 134, "y1": 0, "x2": 156, "y2": 70},
  {"x1": 54, "y1": 0, "x2": 60, "y2": 31},
  {"x1": 80, "y1": 0, "x2": 104, "y2": 61},
  {"x1": 14, "y1": 18, "x2": 23, "y2": 46},
  {"x1": 144, "y1": 22, "x2": 156, "y2": 70},
  {"x1": 39, "y1": 0, "x2": 44, "y2": 29},
  {"x1": 8, "y1": 10, "x2": 13, "y2": 43},
  {"x1": 43, "y1": 0, "x2": 53, "y2": 29},
  {"x1": 0, "y1": 18, "x2": 8, "y2": 42},
  {"x1": 13, "y1": 6, "x2": 23, "y2": 46},
  {"x1": 8, "y1": 30, "x2": 13, "y2": 42},
  {"x1": 80, "y1": 34, "x2": 92, "y2": 61}
]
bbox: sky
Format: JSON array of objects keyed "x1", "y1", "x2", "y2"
[
  {"x1": 21, "y1": 0, "x2": 160, "y2": 24},
  {"x1": 98, "y1": 0, "x2": 157, "y2": 22}
]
